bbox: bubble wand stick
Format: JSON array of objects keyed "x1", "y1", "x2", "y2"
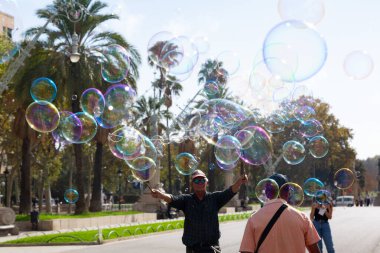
[{"x1": 145, "y1": 183, "x2": 153, "y2": 192}]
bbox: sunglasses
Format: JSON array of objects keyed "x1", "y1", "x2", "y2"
[{"x1": 193, "y1": 178, "x2": 206, "y2": 185}]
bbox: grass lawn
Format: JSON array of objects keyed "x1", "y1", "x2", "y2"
[
  {"x1": 16, "y1": 211, "x2": 142, "y2": 222},
  {"x1": 5, "y1": 212, "x2": 251, "y2": 245}
]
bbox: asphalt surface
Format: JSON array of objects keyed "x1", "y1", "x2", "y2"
[{"x1": 1, "y1": 206, "x2": 380, "y2": 253}]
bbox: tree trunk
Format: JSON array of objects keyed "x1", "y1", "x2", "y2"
[
  {"x1": 90, "y1": 142, "x2": 103, "y2": 212},
  {"x1": 166, "y1": 111, "x2": 172, "y2": 193},
  {"x1": 19, "y1": 137, "x2": 31, "y2": 214},
  {"x1": 14, "y1": 173, "x2": 20, "y2": 207},
  {"x1": 69, "y1": 62, "x2": 87, "y2": 214},
  {"x1": 238, "y1": 160, "x2": 246, "y2": 200},
  {"x1": 45, "y1": 176, "x2": 52, "y2": 213},
  {"x1": 86, "y1": 158, "x2": 92, "y2": 210},
  {"x1": 74, "y1": 143, "x2": 86, "y2": 214},
  {"x1": 6, "y1": 166, "x2": 17, "y2": 207},
  {"x1": 183, "y1": 175, "x2": 190, "y2": 193},
  {"x1": 38, "y1": 173, "x2": 43, "y2": 212},
  {"x1": 207, "y1": 137, "x2": 217, "y2": 192},
  {"x1": 68, "y1": 162, "x2": 73, "y2": 214}
]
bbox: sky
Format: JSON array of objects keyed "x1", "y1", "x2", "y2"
[{"x1": 4, "y1": 0, "x2": 380, "y2": 160}]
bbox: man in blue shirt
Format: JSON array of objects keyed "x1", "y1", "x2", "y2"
[{"x1": 151, "y1": 169, "x2": 248, "y2": 253}]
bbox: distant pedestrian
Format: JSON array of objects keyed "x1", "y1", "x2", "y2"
[
  {"x1": 152, "y1": 169, "x2": 248, "y2": 253},
  {"x1": 30, "y1": 207, "x2": 39, "y2": 230},
  {"x1": 310, "y1": 201, "x2": 335, "y2": 253},
  {"x1": 32, "y1": 196, "x2": 38, "y2": 208},
  {"x1": 240, "y1": 173, "x2": 320, "y2": 253},
  {"x1": 365, "y1": 193, "x2": 370, "y2": 207}
]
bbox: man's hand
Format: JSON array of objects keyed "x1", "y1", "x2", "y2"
[
  {"x1": 240, "y1": 174, "x2": 248, "y2": 184},
  {"x1": 232, "y1": 174, "x2": 248, "y2": 193},
  {"x1": 151, "y1": 189, "x2": 173, "y2": 203},
  {"x1": 151, "y1": 189, "x2": 162, "y2": 199}
]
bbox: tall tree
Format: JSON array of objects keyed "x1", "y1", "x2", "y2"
[
  {"x1": 268, "y1": 97, "x2": 356, "y2": 188},
  {"x1": 148, "y1": 40, "x2": 183, "y2": 193},
  {"x1": 196, "y1": 59, "x2": 229, "y2": 191},
  {"x1": 13, "y1": 0, "x2": 141, "y2": 213},
  {"x1": 133, "y1": 96, "x2": 165, "y2": 136},
  {"x1": 354, "y1": 160, "x2": 366, "y2": 194}
]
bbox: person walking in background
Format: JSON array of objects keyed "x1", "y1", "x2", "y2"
[
  {"x1": 151, "y1": 169, "x2": 248, "y2": 253},
  {"x1": 310, "y1": 200, "x2": 335, "y2": 253},
  {"x1": 240, "y1": 173, "x2": 320, "y2": 253},
  {"x1": 365, "y1": 192, "x2": 370, "y2": 207}
]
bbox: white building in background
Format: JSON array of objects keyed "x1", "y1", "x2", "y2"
[{"x1": 0, "y1": 11, "x2": 14, "y2": 39}]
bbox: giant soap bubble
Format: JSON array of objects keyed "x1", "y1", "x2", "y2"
[
  {"x1": 263, "y1": 20, "x2": 327, "y2": 82},
  {"x1": 308, "y1": 135, "x2": 329, "y2": 158},
  {"x1": 131, "y1": 166, "x2": 157, "y2": 182},
  {"x1": 234, "y1": 126, "x2": 272, "y2": 166},
  {"x1": 80, "y1": 88, "x2": 105, "y2": 116},
  {"x1": 61, "y1": 112, "x2": 97, "y2": 143},
  {"x1": 108, "y1": 126, "x2": 144, "y2": 160},
  {"x1": 198, "y1": 99, "x2": 254, "y2": 144},
  {"x1": 125, "y1": 135, "x2": 158, "y2": 171},
  {"x1": 343, "y1": 50, "x2": 374, "y2": 80},
  {"x1": 25, "y1": 101, "x2": 60, "y2": 133},
  {"x1": 215, "y1": 135, "x2": 242, "y2": 165},
  {"x1": 64, "y1": 188, "x2": 79, "y2": 204},
  {"x1": 216, "y1": 159, "x2": 237, "y2": 172},
  {"x1": 334, "y1": 168, "x2": 355, "y2": 189},
  {"x1": 280, "y1": 182, "x2": 304, "y2": 206},
  {"x1": 255, "y1": 178, "x2": 279, "y2": 203},
  {"x1": 283, "y1": 140, "x2": 306, "y2": 165},
  {"x1": 216, "y1": 51, "x2": 240, "y2": 76},
  {"x1": 30, "y1": 77, "x2": 57, "y2": 102},
  {"x1": 167, "y1": 36, "x2": 199, "y2": 77},
  {"x1": 52, "y1": 111, "x2": 80, "y2": 144},
  {"x1": 174, "y1": 153, "x2": 199, "y2": 175},
  {"x1": 101, "y1": 44, "x2": 131, "y2": 83},
  {"x1": 303, "y1": 177, "x2": 324, "y2": 197},
  {"x1": 147, "y1": 31, "x2": 184, "y2": 70},
  {"x1": 278, "y1": 0, "x2": 325, "y2": 25},
  {"x1": 299, "y1": 119, "x2": 323, "y2": 138},
  {"x1": 315, "y1": 189, "x2": 332, "y2": 205}
]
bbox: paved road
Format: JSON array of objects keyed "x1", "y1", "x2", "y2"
[{"x1": 2, "y1": 206, "x2": 380, "y2": 253}]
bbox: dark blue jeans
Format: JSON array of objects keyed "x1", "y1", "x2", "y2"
[{"x1": 313, "y1": 220, "x2": 335, "y2": 253}]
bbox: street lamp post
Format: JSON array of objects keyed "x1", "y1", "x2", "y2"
[
  {"x1": 117, "y1": 168, "x2": 122, "y2": 211},
  {"x1": 1, "y1": 182, "x2": 5, "y2": 206},
  {"x1": 69, "y1": 31, "x2": 81, "y2": 63}
]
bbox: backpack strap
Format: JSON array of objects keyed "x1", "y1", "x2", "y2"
[{"x1": 254, "y1": 203, "x2": 288, "y2": 253}]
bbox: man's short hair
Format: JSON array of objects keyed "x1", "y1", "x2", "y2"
[{"x1": 269, "y1": 173, "x2": 289, "y2": 188}]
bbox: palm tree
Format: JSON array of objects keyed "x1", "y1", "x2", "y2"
[
  {"x1": 148, "y1": 40, "x2": 183, "y2": 193},
  {"x1": 161, "y1": 78, "x2": 182, "y2": 193},
  {"x1": 11, "y1": 43, "x2": 48, "y2": 214},
  {"x1": 197, "y1": 59, "x2": 230, "y2": 191},
  {"x1": 13, "y1": 0, "x2": 141, "y2": 213},
  {"x1": 133, "y1": 96, "x2": 165, "y2": 136},
  {"x1": 198, "y1": 59, "x2": 229, "y2": 96}
]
